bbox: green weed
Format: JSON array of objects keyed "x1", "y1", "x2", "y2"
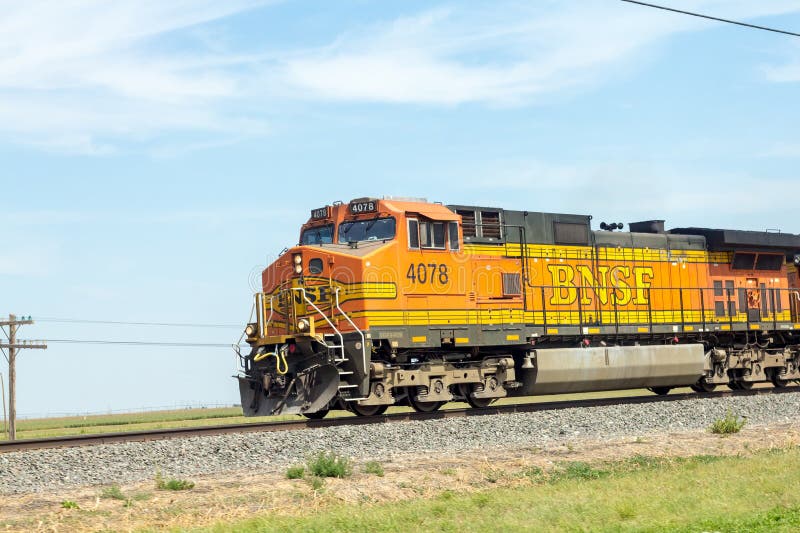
[
  {"x1": 286, "y1": 465, "x2": 305, "y2": 479},
  {"x1": 710, "y1": 411, "x2": 747, "y2": 435},
  {"x1": 155, "y1": 471, "x2": 195, "y2": 491},
  {"x1": 100, "y1": 485, "x2": 126, "y2": 500},
  {"x1": 306, "y1": 451, "x2": 352, "y2": 478},
  {"x1": 364, "y1": 461, "x2": 384, "y2": 477}
]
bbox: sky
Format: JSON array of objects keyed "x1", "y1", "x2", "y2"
[{"x1": 1, "y1": 0, "x2": 800, "y2": 417}]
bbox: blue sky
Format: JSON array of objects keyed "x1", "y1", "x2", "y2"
[{"x1": 2, "y1": 0, "x2": 800, "y2": 417}]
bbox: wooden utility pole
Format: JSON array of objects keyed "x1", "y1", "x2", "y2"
[
  {"x1": 0, "y1": 371, "x2": 6, "y2": 438},
  {"x1": 1, "y1": 315, "x2": 47, "y2": 440}
]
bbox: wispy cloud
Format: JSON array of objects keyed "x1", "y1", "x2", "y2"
[
  {"x1": 0, "y1": 207, "x2": 304, "y2": 227},
  {"x1": 0, "y1": 244, "x2": 59, "y2": 276},
  {"x1": 759, "y1": 142, "x2": 800, "y2": 158},
  {"x1": 279, "y1": 1, "x2": 800, "y2": 106},
  {"x1": 2, "y1": 1, "x2": 799, "y2": 154},
  {"x1": 458, "y1": 156, "x2": 800, "y2": 228},
  {"x1": 0, "y1": 0, "x2": 273, "y2": 153}
]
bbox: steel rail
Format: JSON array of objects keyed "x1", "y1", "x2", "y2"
[{"x1": 2, "y1": 386, "x2": 797, "y2": 453}]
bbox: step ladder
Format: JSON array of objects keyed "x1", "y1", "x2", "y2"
[{"x1": 290, "y1": 286, "x2": 367, "y2": 402}]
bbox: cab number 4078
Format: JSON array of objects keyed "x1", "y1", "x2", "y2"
[{"x1": 406, "y1": 263, "x2": 448, "y2": 284}]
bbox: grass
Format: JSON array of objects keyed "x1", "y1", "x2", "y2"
[
  {"x1": 364, "y1": 461, "x2": 384, "y2": 477},
  {"x1": 198, "y1": 446, "x2": 800, "y2": 532},
  {"x1": 99, "y1": 484, "x2": 153, "y2": 507},
  {"x1": 286, "y1": 465, "x2": 306, "y2": 479},
  {"x1": 306, "y1": 452, "x2": 352, "y2": 478},
  {"x1": 60, "y1": 500, "x2": 79, "y2": 509},
  {"x1": 100, "y1": 484, "x2": 126, "y2": 500},
  {"x1": 710, "y1": 410, "x2": 747, "y2": 435},
  {"x1": 155, "y1": 472, "x2": 195, "y2": 491}
]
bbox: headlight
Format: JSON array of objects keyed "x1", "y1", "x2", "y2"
[
  {"x1": 297, "y1": 318, "x2": 310, "y2": 331},
  {"x1": 245, "y1": 323, "x2": 257, "y2": 337},
  {"x1": 293, "y1": 254, "x2": 302, "y2": 265},
  {"x1": 294, "y1": 263, "x2": 303, "y2": 274}
]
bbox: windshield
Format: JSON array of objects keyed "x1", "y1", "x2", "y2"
[
  {"x1": 338, "y1": 217, "x2": 396, "y2": 243},
  {"x1": 300, "y1": 224, "x2": 334, "y2": 245}
]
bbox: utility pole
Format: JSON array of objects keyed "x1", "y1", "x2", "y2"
[
  {"x1": 0, "y1": 315, "x2": 47, "y2": 440},
  {"x1": 0, "y1": 371, "x2": 6, "y2": 438}
]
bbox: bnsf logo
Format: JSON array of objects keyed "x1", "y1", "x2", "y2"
[{"x1": 275, "y1": 286, "x2": 335, "y2": 311}]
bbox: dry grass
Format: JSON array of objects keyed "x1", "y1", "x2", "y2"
[{"x1": 1, "y1": 422, "x2": 799, "y2": 532}]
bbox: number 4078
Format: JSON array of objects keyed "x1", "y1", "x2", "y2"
[{"x1": 406, "y1": 263, "x2": 448, "y2": 284}]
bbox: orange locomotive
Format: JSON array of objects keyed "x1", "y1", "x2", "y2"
[{"x1": 238, "y1": 197, "x2": 800, "y2": 417}]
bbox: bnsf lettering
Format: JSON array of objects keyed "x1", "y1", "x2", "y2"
[
  {"x1": 349, "y1": 201, "x2": 376, "y2": 214},
  {"x1": 547, "y1": 265, "x2": 654, "y2": 306},
  {"x1": 292, "y1": 285, "x2": 333, "y2": 304}
]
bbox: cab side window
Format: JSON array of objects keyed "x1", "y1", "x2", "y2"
[
  {"x1": 420, "y1": 220, "x2": 446, "y2": 249},
  {"x1": 408, "y1": 219, "x2": 420, "y2": 249},
  {"x1": 448, "y1": 221, "x2": 460, "y2": 251}
]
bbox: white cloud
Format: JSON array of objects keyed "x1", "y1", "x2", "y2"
[
  {"x1": 759, "y1": 142, "x2": 800, "y2": 158},
  {"x1": 766, "y1": 65, "x2": 800, "y2": 81},
  {"x1": 2, "y1": 1, "x2": 799, "y2": 153},
  {"x1": 0, "y1": 0, "x2": 273, "y2": 153},
  {"x1": 458, "y1": 157, "x2": 800, "y2": 229},
  {"x1": 0, "y1": 244, "x2": 58, "y2": 276},
  {"x1": 280, "y1": 1, "x2": 800, "y2": 106}
]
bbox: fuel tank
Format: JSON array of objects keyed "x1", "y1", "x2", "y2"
[{"x1": 513, "y1": 343, "x2": 704, "y2": 396}]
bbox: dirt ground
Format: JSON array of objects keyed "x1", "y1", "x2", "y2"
[{"x1": 2, "y1": 423, "x2": 799, "y2": 532}]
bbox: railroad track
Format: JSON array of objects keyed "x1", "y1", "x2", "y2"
[{"x1": 2, "y1": 386, "x2": 797, "y2": 453}]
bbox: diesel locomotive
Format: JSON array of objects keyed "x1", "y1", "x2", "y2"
[{"x1": 237, "y1": 197, "x2": 800, "y2": 418}]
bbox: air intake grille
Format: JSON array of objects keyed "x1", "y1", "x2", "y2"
[
  {"x1": 457, "y1": 210, "x2": 477, "y2": 237},
  {"x1": 503, "y1": 273, "x2": 522, "y2": 296}
]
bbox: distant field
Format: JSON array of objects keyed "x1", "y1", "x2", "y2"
[{"x1": 0, "y1": 387, "x2": 700, "y2": 441}]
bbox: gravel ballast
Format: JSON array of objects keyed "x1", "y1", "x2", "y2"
[{"x1": 2, "y1": 392, "x2": 799, "y2": 494}]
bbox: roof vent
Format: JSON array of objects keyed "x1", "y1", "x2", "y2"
[
  {"x1": 629, "y1": 220, "x2": 665, "y2": 234},
  {"x1": 382, "y1": 196, "x2": 428, "y2": 203}
]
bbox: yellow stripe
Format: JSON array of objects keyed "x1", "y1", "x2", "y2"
[
  {"x1": 637, "y1": 327, "x2": 649, "y2": 333},
  {"x1": 455, "y1": 337, "x2": 469, "y2": 344},
  {"x1": 411, "y1": 336, "x2": 427, "y2": 342},
  {"x1": 547, "y1": 328, "x2": 559, "y2": 334},
  {"x1": 462, "y1": 243, "x2": 726, "y2": 264},
  {"x1": 506, "y1": 334, "x2": 520, "y2": 341},
  {"x1": 750, "y1": 324, "x2": 760, "y2": 330}
]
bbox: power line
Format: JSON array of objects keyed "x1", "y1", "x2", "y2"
[
  {"x1": 46, "y1": 339, "x2": 243, "y2": 348},
  {"x1": 620, "y1": 0, "x2": 800, "y2": 38},
  {"x1": 35, "y1": 317, "x2": 241, "y2": 328}
]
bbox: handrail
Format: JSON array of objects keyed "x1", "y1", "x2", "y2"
[
  {"x1": 291, "y1": 287, "x2": 344, "y2": 353},
  {"x1": 335, "y1": 287, "x2": 367, "y2": 373}
]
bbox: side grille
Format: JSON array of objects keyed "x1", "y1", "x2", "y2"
[{"x1": 503, "y1": 273, "x2": 522, "y2": 296}]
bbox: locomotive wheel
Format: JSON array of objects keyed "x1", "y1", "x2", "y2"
[
  {"x1": 769, "y1": 370, "x2": 789, "y2": 388},
  {"x1": 459, "y1": 384, "x2": 495, "y2": 408},
  {"x1": 738, "y1": 381, "x2": 754, "y2": 390},
  {"x1": 772, "y1": 376, "x2": 789, "y2": 388},
  {"x1": 350, "y1": 404, "x2": 388, "y2": 417},
  {"x1": 690, "y1": 380, "x2": 716, "y2": 393},
  {"x1": 649, "y1": 386, "x2": 671, "y2": 396},
  {"x1": 727, "y1": 381, "x2": 741, "y2": 390},
  {"x1": 303, "y1": 409, "x2": 329, "y2": 420},
  {"x1": 408, "y1": 394, "x2": 443, "y2": 413},
  {"x1": 466, "y1": 396, "x2": 495, "y2": 409}
]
